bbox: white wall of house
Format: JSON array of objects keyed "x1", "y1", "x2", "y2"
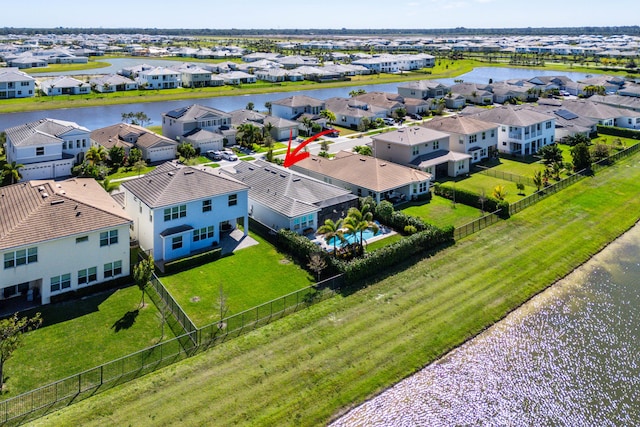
[
  {"x1": 615, "y1": 116, "x2": 640, "y2": 129},
  {"x1": 449, "y1": 127, "x2": 499, "y2": 163},
  {"x1": 19, "y1": 158, "x2": 75, "y2": 181},
  {"x1": 142, "y1": 146, "x2": 177, "y2": 163},
  {"x1": 496, "y1": 119, "x2": 556, "y2": 156},
  {"x1": 1, "y1": 224, "x2": 131, "y2": 304}
]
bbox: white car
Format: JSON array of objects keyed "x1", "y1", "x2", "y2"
[{"x1": 222, "y1": 151, "x2": 238, "y2": 161}]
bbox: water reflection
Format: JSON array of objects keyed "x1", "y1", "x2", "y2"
[{"x1": 333, "y1": 226, "x2": 640, "y2": 426}]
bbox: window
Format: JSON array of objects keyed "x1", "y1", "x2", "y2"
[
  {"x1": 482, "y1": 132, "x2": 486, "y2": 140},
  {"x1": 546, "y1": 121, "x2": 552, "y2": 129},
  {"x1": 412, "y1": 145, "x2": 419, "y2": 156},
  {"x1": 202, "y1": 199, "x2": 212, "y2": 212},
  {"x1": 104, "y1": 261, "x2": 122, "y2": 278},
  {"x1": 76, "y1": 236, "x2": 88, "y2": 244},
  {"x1": 78, "y1": 267, "x2": 97, "y2": 285},
  {"x1": 501, "y1": 126, "x2": 506, "y2": 132},
  {"x1": 193, "y1": 226, "x2": 214, "y2": 242},
  {"x1": 228, "y1": 194, "x2": 238, "y2": 206},
  {"x1": 51, "y1": 273, "x2": 71, "y2": 292},
  {"x1": 419, "y1": 182, "x2": 428, "y2": 192},
  {"x1": 36, "y1": 147, "x2": 44, "y2": 156},
  {"x1": 294, "y1": 217, "x2": 301, "y2": 230},
  {"x1": 458, "y1": 137, "x2": 464, "y2": 144},
  {"x1": 172, "y1": 236, "x2": 183, "y2": 250},
  {"x1": 4, "y1": 247, "x2": 37, "y2": 269},
  {"x1": 164, "y1": 205, "x2": 187, "y2": 221},
  {"x1": 100, "y1": 229, "x2": 118, "y2": 247},
  {"x1": 433, "y1": 141, "x2": 439, "y2": 150},
  {"x1": 491, "y1": 130, "x2": 495, "y2": 137},
  {"x1": 469, "y1": 134, "x2": 477, "y2": 143},
  {"x1": 307, "y1": 214, "x2": 314, "y2": 227}
]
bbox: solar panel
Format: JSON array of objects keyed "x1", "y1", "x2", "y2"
[{"x1": 555, "y1": 109, "x2": 579, "y2": 120}]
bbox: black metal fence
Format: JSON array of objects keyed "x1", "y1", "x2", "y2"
[
  {"x1": 147, "y1": 274, "x2": 197, "y2": 340},
  {"x1": 454, "y1": 211, "x2": 502, "y2": 240},
  {"x1": 474, "y1": 166, "x2": 535, "y2": 186},
  {"x1": 509, "y1": 171, "x2": 585, "y2": 215}
]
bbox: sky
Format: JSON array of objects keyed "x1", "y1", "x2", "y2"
[{"x1": 2, "y1": 0, "x2": 640, "y2": 30}]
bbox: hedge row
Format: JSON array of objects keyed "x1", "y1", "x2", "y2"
[
  {"x1": 161, "y1": 248, "x2": 222, "y2": 275},
  {"x1": 597, "y1": 125, "x2": 640, "y2": 140},
  {"x1": 374, "y1": 200, "x2": 432, "y2": 231},
  {"x1": 433, "y1": 183, "x2": 510, "y2": 219}
]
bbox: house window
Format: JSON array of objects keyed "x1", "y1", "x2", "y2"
[
  {"x1": 433, "y1": 141, "x2": 439, "y2": 150},
  {"x1": 491, "y1": 130, "x2": 495, "y2": 137},
  {"x1": 76, "y1": 236, "x2": 89, "y2": 244},
  {"x1": 546, "y1": 121, "x2": 552, "y2": 129},
  {"x1": 228, "y1": 194, "x2": 238, "y2": 206},
  {"x1": 50, "y1": 273, "x2": 71, "y2": 292},
  {"x1": 100, "y1": 229, "x2": 118, "y2": 247},
  {"x1": 202, "y1": 199, "x2": 212, "y2": 212},
  {"x1": 4, "y1": 247, "x2": 37, "y2": 269},
  {"x1": 458, "y1": 137, "x2": 464, "y2": 144},
  {"x1": 36, "y1": 147, "x2": 44, "y2": 156},
  {"x1": 62, "y1": 142, "x2": 67, "y2": 149},
  {"x1": 104, "y1": 261, "x2": 122, "y2": 278},
  {"x1": 172, "y1": 236, "x2": 183, "y2": 250},
  {"x1": 419, "y1": 182, "x2": 428, "y2": 192},
  {"x1": 294, "y1": 217, "x2": 301, "y2": 230},
  {"x1": 469, "y1": 134, "x2": 477, "y2": 143},
  {"x1": 78, "y1": 267, "x2": 97, "y2": 285},
  {"x1": 77, "y1": 141, "x2": 81, "y2": 148},
  {"x1": 412, "y1": 146, "x2": 419, "y2": 156},
  {"x1": 307, "y1": 214, "x2": 314, "y2": 227},
  {"x1": 501, "y1": 126, "x2": 506, "y2": 132},
  {"x1": 482, "y1": 132, "x2": 486, "y2": 140},
  {"x1": 193, "y1": 226, "x2": 214, "y2": 242},
  {"x1": 164, "y1": 205, "x2": 187, "y2": 221}
]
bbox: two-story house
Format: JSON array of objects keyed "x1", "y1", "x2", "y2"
[
  {"x1": 468, "y1": 105, "x2": 556, "y2": 156},
  {"x1": 0, "y1": 67, "x2": 36, "y2": 99},
  {"x1": 162, "y1": 104, "x2": 233, "y2": 144},
  {"x1": 119, "y1": 163, "x2": 249, "y2": 264},
  {"x1": 136, "y1": 67, "x2": 180, "y2": 90},
  {"x1": 271, "y1": 95, "x2": 326, "y2": 120},
  {"x1": 397, "y1": 80, "x2": 450, "y2": 100},
  {"x1": 0, "y1": 178, "x2": 132, "y2": 305},
  {"x1": 5, "y1": 118, "x2": 91, "y2": 181},
  {"x1": 420, "y1": 115, "x2": 499, "y2": 164},
  {"x1": 371, "y1": 126, "x2": 470, "y2": 179},
  {"x1": 91, "y1": 123, "x2": 178, "y2": 163}
]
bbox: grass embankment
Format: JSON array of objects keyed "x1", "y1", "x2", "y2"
[{"x1": 31, "y1": 150, "x2": 640, "y2": 426}]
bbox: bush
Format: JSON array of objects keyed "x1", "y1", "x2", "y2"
[
  {"x1": 161, "y1": 248, "x2": 222, "y2": 275},
  {"x1": 597, "y1": 125, "x2": 640, "y2": 140}
]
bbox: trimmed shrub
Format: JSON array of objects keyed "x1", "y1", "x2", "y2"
[
  {"x1": 597, "y1": 125, "x2": 640, "y2": 140},
  {"x1": 162, "y1": 248, "x2": 222, "y2": 275}
]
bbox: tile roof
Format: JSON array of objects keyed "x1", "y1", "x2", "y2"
[
  {"x1": 121, "y1": 163, "x2": 248, "y2": 209},
  {"x1": 6, "y1": 118, "x2": 89, "y2": 148},
  {"x1": 372, "y1": 126, "x2": 450, "y2": 146},
  {"x1": 420, "y1": 115, "x2": 498, "y2": 135},
  {"x1": 163, "y1": 104, "x2": 231, "y2": 121},
  {"x1": 220, "y1": 160, "x2": 357, "y2": 218},
  {"x1": 0, "y1": 178, "x2": 131, "y2": 251},
  {"x1": 470, "y1": 105, "x2": 555, "y2": 127},
  {"x1": 292, "y1": 151, "x2": 432, "y2": 192},
  {"x1": 271, "y1": 94, "x2": 325, "y2": 108}
]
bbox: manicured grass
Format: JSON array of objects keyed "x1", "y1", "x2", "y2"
[
  {"x1": 26, "y1": 61, "x2": 111, "y2": 74},
  {"x1": 37, "y1": 150, "x2": 640, "y2": 427},
  {"x1": 401, "y1": 194, "x2": 486, "y2": 228},
  {"x1": 3, "y1": 285, "x2": 174, "y2": 398},
  {"x1": 440, "y1": 173, "x2": 537, "y2": 203},
  {"x1": 160, "y1": 232, "x2": 314, "y2": 327},
  {"x1": 479, "y1": 156, "x2": 544, "y2": 177},
  {"x1": 107, "y1": 166, "x2": 156, "y2": 180},
  {"x1": 365, "y1": 233, "x2": 404, "y2": 252}
]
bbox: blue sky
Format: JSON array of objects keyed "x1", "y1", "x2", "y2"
[{"x1": 2, "y1": 0, "x2": 639, "y2": 29}]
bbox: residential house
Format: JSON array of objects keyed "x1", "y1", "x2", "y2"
[
  {"x1": 0, "y1": 178, "x2": 132, "y2": 305},
  {"x1": 119, "y1": 163, "x2": 249, "y2": 264},
  {"x1": 89, "y1": 74, "x2": 138, "y2": 93},
  {"x1": 589, "y1": 94, "x2": 640, "y2": 112},
  {"x1": 271, "y1": 95, "x2": 326, "y2": 120},
  {"x1": 177, "y1": 65, "x2": 213, "y2": 88},
  {"x1": 136, "y1": 67, "x2": 180, "y2": 89},
  {"x1": 421, "y1": 115, "x2": 499, "y2": 163},
  {"x1": 397, "y1": 80, "x2": 450, "y2": 100},
  {"x1": 371, "y1": 126, "x2": 469, "y2": 179},
  {"x1": 468, "y1": 105, "x2": 556, "y2": 156},
  {"x1": 229, "y1": 109, "x2": 300, "y2": 141},
  {"x1": 220, "y1": 160, "x2": 358, "y2": 234},
  {"x1": 38, "y1": 76, "x2": 91, "y2": 96},
  {"x1": 290, "y1": 151, "x2": 432, "y2": 203},
  {"x1": 560, "y1": 98, "x2": 640, "y2": 129},
  {"x1": 449, "y1": 82, "x2": 494, "y2": 105},
  {"x1": 162, "y1": 104, "x2": 233, "y2": 143},
  {"x1": 523, "y1": 102, "x2": 598, "y2": 141},
  {"x1": 352, "y1": 92, "x2": 405, "y2": 117},
  {"x1": 4, "y1": 118, "x2": 91, "y2": 181},
  {"x1": 0, "y1": 67, "x2": 35, "y2": 99},
  {"x1": 324, "y1": 97, "x2": 386, "y2": 130},
  {"x1": 219, "y1": 71, "x2": 257, "y2": 85},
  {"x1": 91, "y1": 123, "x2": 178, "y2": 163}
]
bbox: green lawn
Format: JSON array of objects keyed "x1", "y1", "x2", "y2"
[
  {"x1": 3, "y1": 285, "x2": 174, "y2": 398},
  {"x1": 36, "y1": 149, "x2": 640, "y2": 427},
  {"x1": 365, "y1": 233, "x2": 404, "y2": 252},
  {"x1": 478, "y1": 156, "x2": 544, "y2": 177},
  {"x1": 160, "y1": 232, "x2": 314, "y2": 327},
  {"x1": 401, "y1": 194, "x2": 485, "y2": 228},
  {"x1": 440, "y1": 174, "x2": 537, "y2": 203},
  {"x1": 107, "y1": 165, "x2": 156, "y2": 180}
]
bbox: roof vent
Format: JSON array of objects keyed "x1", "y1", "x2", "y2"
[
  {"x1": 168, "y1": 172, "x2": 175, "y2": 176},
  {"x1": 38, "y1": 186, "x2": 45, "y2": 192},
  {"x1": 184, "y1": 170, "x2": 194, "y2": 175},
  {"x1": 51, "y1": 199, "x2": 64, "y2": 205}
]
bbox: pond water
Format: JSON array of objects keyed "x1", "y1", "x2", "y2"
[
  {"x1": 1, "y1": 66, "x2": 591, "y2": 131},
  {"x1": 332, "y1": 223, "x2": 640, "y2": 426}
]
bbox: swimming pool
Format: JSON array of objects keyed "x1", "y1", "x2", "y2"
[{"x1": 327, "y1": 225, "x2": 382, "y2": 247}]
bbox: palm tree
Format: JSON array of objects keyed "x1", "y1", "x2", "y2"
[
  {"x1": 317, "y1": 218, "x2": 345, "y2": 255},
  {"x1": 2, "y1": 161, "x2": 23, "y2": 184},
  {"x1": 85, "y1": 145, "x2": 108, "y2": 167},
  {"x1": 264, "y1": 101, "x2": 272, "y2": 115},
  {"x1": 99, "y1": 177, "x2": 120, "y2": 193},
  {"x1": 236, "y1": 123, "x2": 260, "y2": 149},
  {"x1": 301, "y1": 117, "x2": 314, "y2": 136},
  {"x1": 319, "y1": 109, "x2": 336, "y2": 126},
  {"x1": 492, "y1": 184, "x2": 507, "y2": 201},
  {"x1": 344, "y1": 206, "x2": 379, "y2": 253}
]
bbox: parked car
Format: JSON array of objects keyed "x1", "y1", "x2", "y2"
[
  {"x1": 222, "y1": 151, "x2": 238, "y2": 161},
  {"x1": 383, "y1": 118, "x2": 395, "y2": 126},
  {"x1": 206, "y1": 150, "x2": 222, "y2": 160},
  {"x1": 324, "y1": 127, "x2": 340, "y2": 137},
  {"x1": 409, "y1": 113, "x2": 423, "y2": 120}
]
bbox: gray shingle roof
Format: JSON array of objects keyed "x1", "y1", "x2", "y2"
[
  {"x1": 121, "y1": 163, "x2": 248, "y2": 209},
  {"x1": 6, "y1": 118, "x2": 89, "y2": 147}
]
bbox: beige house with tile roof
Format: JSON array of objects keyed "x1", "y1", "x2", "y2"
[
  {"x1": 0, "y1": 178, "x2": 132, "y2": 305},
  {"x1": 91, "y1": 123, "x2": 178, "y2": 163},
  {"x1": 290, "y1": 151, "x2": 432, "y2": 204}
]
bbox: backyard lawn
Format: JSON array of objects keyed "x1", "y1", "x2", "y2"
[
  {"x1": 3, "y1": 285, "x2": 173, "y2": 398},
  {"x1": 401, "y1": 194, "x2": 485, "y2": 228},
  {"x1": 160, "y1": 232, "x2": 314, "y2": 327},
  {"x1": 440, "y1": 174, "x2": 537, "y2": 204}
]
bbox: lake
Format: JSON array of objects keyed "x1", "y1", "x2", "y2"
[
  {"x1": 332, "y1": 223, "x2": 640, "y2": 426},
  {"x1": 0, "y1": 67, "x2": 591, "y2": 131}
]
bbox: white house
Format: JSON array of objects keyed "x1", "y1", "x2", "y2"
[
  {"x1": 0, "y1": 178, "x2": 132, "y2": 305},
  {"x1": 120, "y1": 163, "x2": 250, "y2": 264},
  {"x1": 5, "y1": 118, "x2": 91, "y2": 181},
  {"x1": 271, "y1": 95, "x2": 326, "y2": 120},
  {"x1": 89, "y1": 74, "x2": 138, "y2": 93},
  {"x1": 162, "y1": 104, "x2": 232, "y2": 142},
  {"x1": 469, "y1": 105, "x2": 556, "y2": 156},
  {"x1": 136, "y1": 67, "x2": 180, "y2": 89},
  {"x1": 0, "y1": 67, "x2": 36, "y2": 99},
  {"x1": 38, "y1": 76, "x2": 91, "y2": 96}
]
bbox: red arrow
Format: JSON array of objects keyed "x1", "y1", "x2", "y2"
[{"x1": 283, "y1": 129, "x2": 338, "y2": 168}]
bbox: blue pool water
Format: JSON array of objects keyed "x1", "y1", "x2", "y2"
[{"x1": 327, "y1": 227, "x2": 382, "y2": 247}]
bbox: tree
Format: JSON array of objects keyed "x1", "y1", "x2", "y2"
[
  {"x1": 108, "y1": 146, "x2": 126, "y2": 168},
  {"x1": 538, "y1": 144, "x2": 563, "y2": 167},
  {"x1": 317, "y1": 218, "x2": 345, "y2": 255},
  {"x1": 99, "y1": 177, "x2": 120, "y2": 193},
  {"x1": 236, "y1": 123, "x2": 261, "y2": 149},
  {"x1": 307, "y1": 253, "x2": 327, "y2": 281},
  {"x1": 133, "y1": 159, "x2": 147, "y2": 176},
  {"x1": 301, "y1": 117, "x2": 314, "y2": 136},
  {"x1": 264, "y1": 101, "x2": 272, "y2": 115},
  {"x1": 516, "y1": 182, "x2": 525, "y2": 195},
  {"x1": 246, "y1": 102, "x2": 255, "y2": 111},
  {"x1": 319, "y1": 109, "x2": 336, "y2": 126},
  {"x1": 571, "y1": 142, "x2": 592, "y2": 172},
  {"x1": 122, "y1": 112, "x2": 152, "y2": 127},
  {"x1": 344, "y1": 206, "x2": 378, "y2": 253},
  {"x1": 492, "y1": 184, "x2": 507, "y2": 200},
  {"x1": 85, "y1": 145, "x2": 108, "y2": 167},
  {"x1": 0, "y1": 312, "x2": 42, "y2": 389},
  {"x1": 353, "y1": 145, "x2": 372, "y2": 156},
  {"x1": 392, "y1": 108, "x2": 407, "y2": 121},
  {"x1": 133, "y1": 255, "x2": 154, "y2": 308},
  {"x1": 218, "y1": 284, "x2": 229, "y2": 329},
  {"x1": 533, "y1": 170, "x2": 543, "y2": 192},
  {"x1": 2, "y1": 161, "x2": 23, "y2": 184},
  {"x1": 177, "y1": 142, "x2": 196, "y2": 160},
  {"x1": 563, "y1": 133, "x2": 590, "y2": 147},
  {"x1": 349, "y1": 89, "x2": 366, "y2": 97},
  {"x1": 127, "y1": 147, "x2": 143, "y2": 166},
  {"x1": 591, "y1": 143, "x2": 611, "y2": 164}
]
